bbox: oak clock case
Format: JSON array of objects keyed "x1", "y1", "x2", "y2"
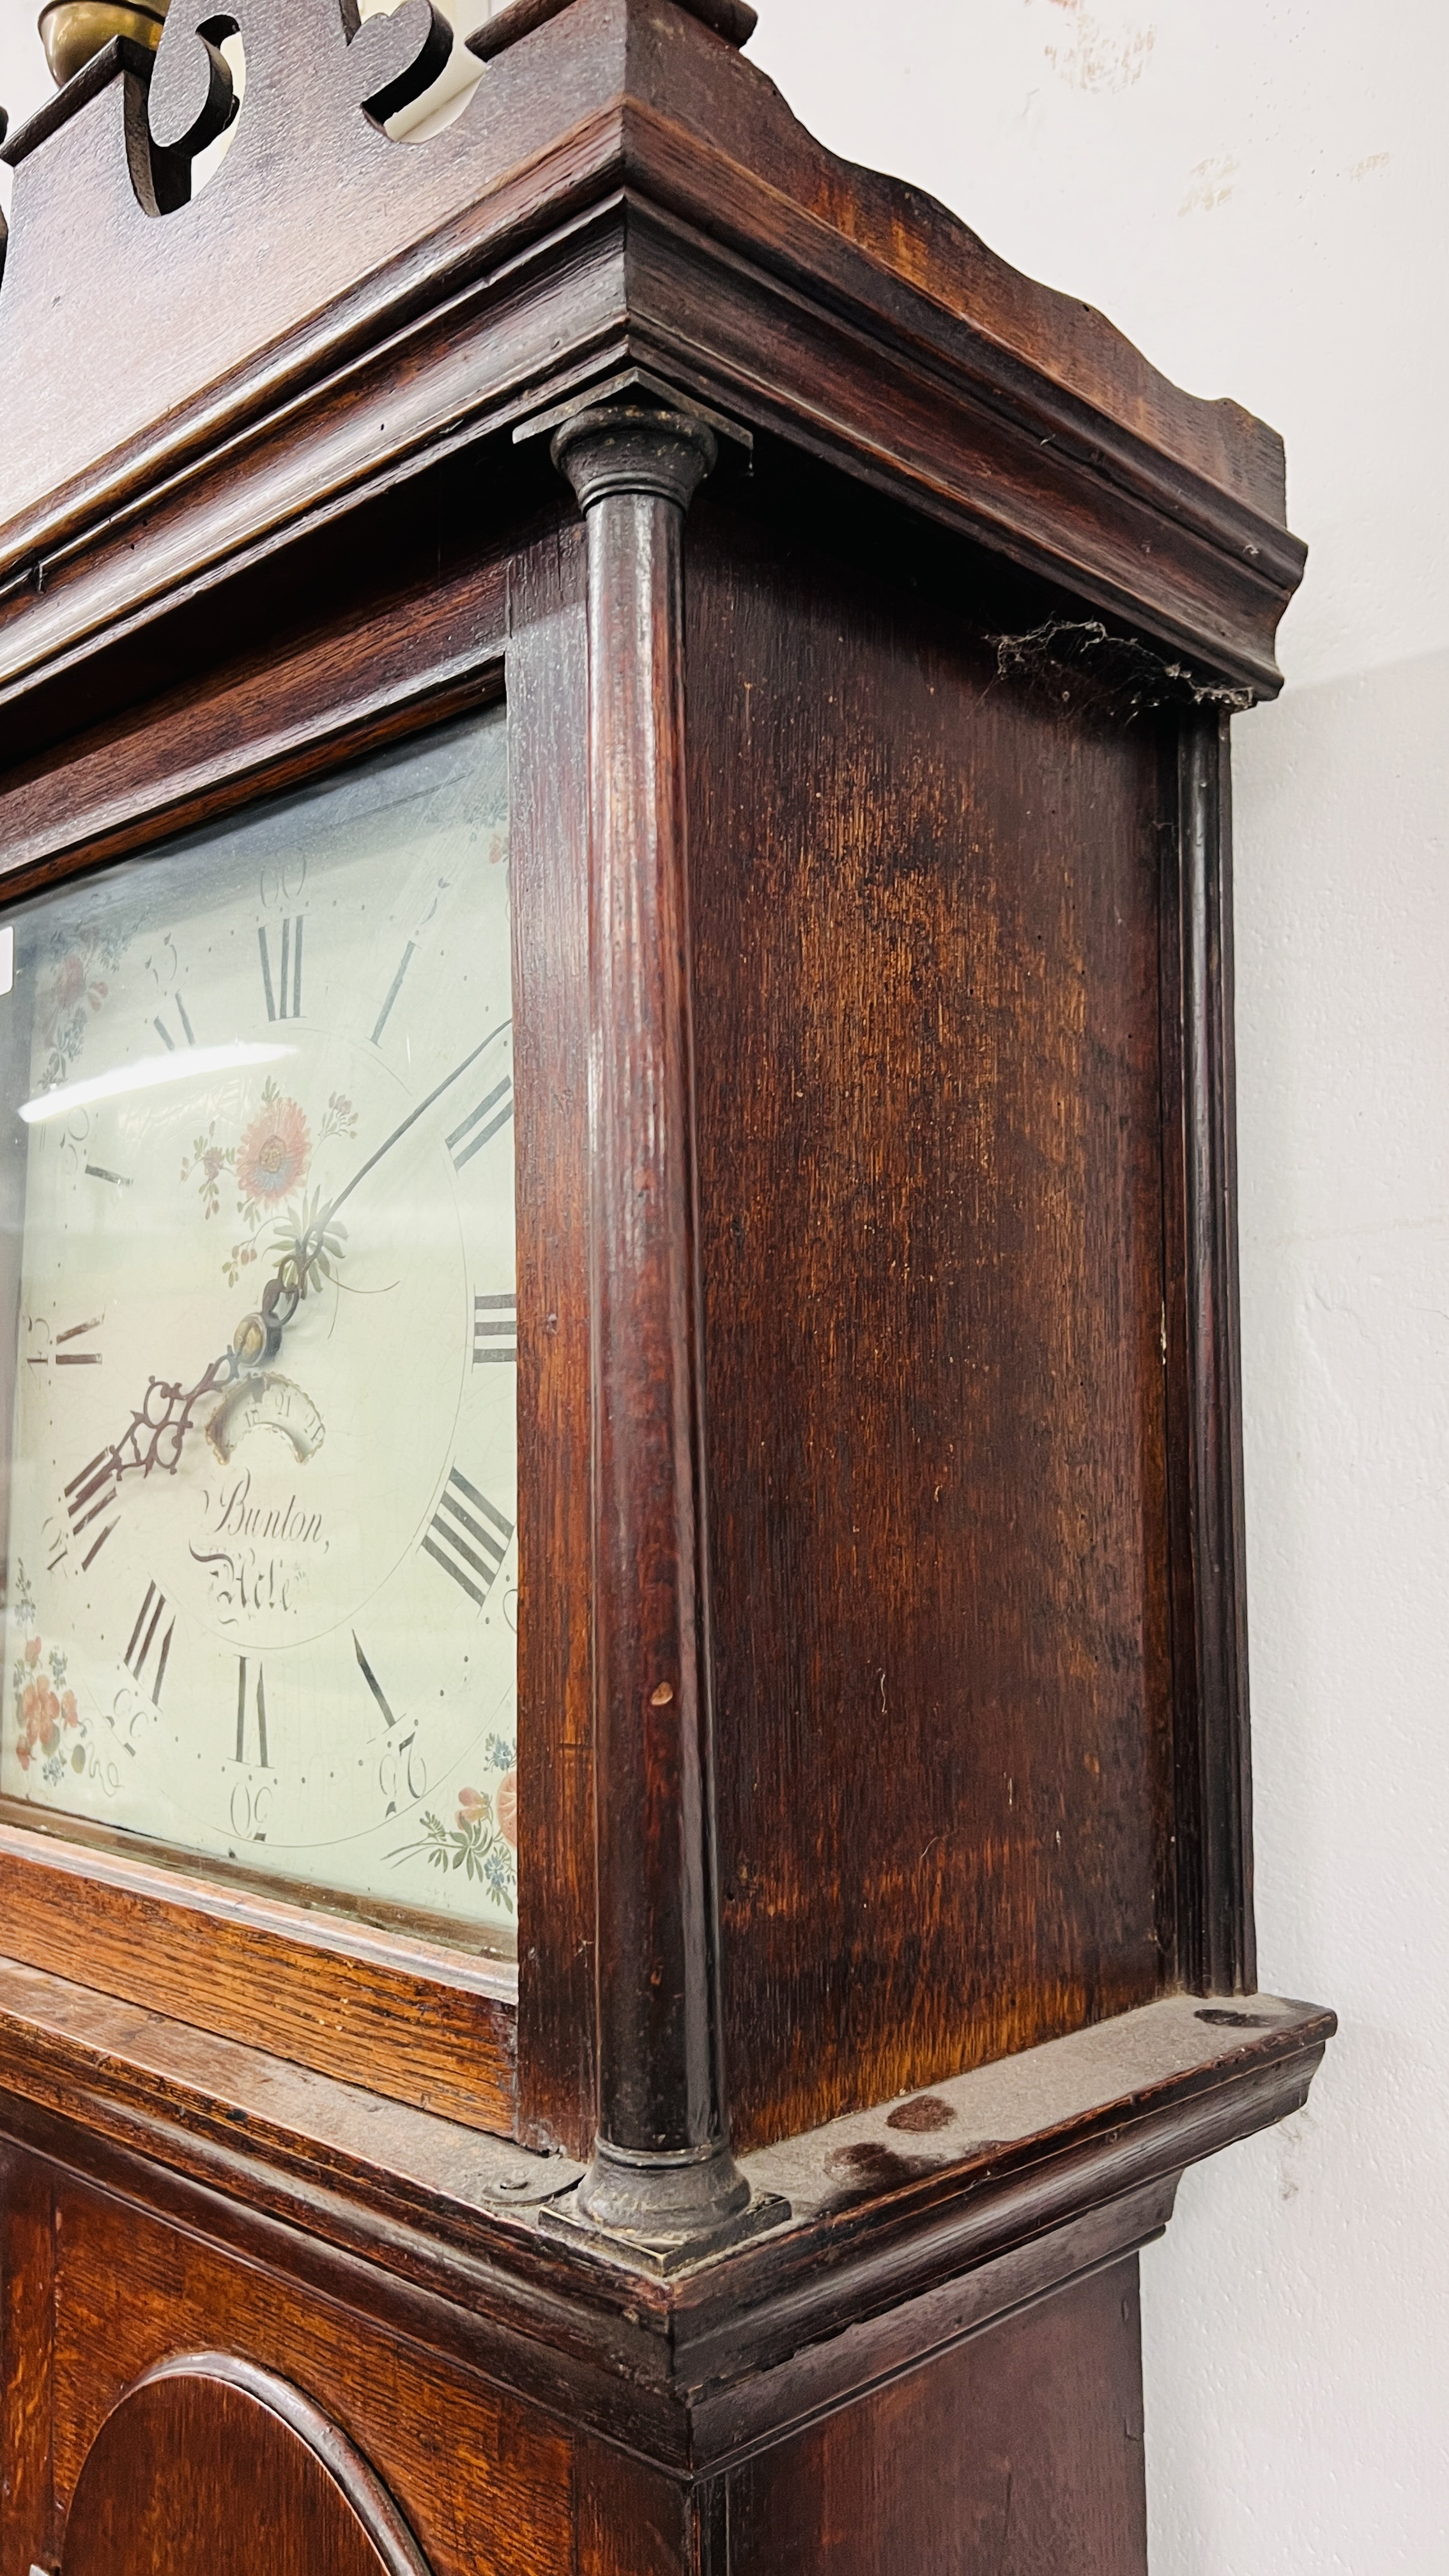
[
  {"x1": 0, "y1": 710, "x2": 521, "y2": 1942},
  {"x1": 0, "y1": 2, "x2": 1337, "y2": 2574}
]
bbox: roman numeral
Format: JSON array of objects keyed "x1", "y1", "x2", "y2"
[
  {"x1": 152, "y1": 995, "x2": 195, "y2": 1050},
  {"x1": 371, "y1": 941, "x2": 415, "y2": 1046},
  {"x1": 85, "y1": 1165, "x2": 132, "y2": 1189},
  {"x1": 258, "y1": 917, "x2": 305, "y2": 1022},
  {"x1": 55, "y1": 1316, "x2": 103, "y2": 1366},
  {"x1": 422, "y1": 1469, "x2": 513, "y2": 1608},
  {"x1": 234, "y1": 1657, "x2": 269, "y2": 1767},
  {"x1": 65, "y1": 1448, "x2": 119, "y2": 1566},
  {"x1": 30, "y1": 1317, "x2": 103, "y2": 1370},
  {"x1": 124, "y1": 1581, "x2": 174, "y2": 1705},
  {"x1": 353, "y1": 1631, "x2": 398, "y2": 1732},
  {"x1": 447, "y1": 1076, "x2": 513, "y2": 1173},
  {"x1": 473, "y1": 1293, "x2": 516, "y2": 1365}
]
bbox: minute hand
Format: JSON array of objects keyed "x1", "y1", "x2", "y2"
[{"x1": 326, "y1": 1016, "x2": 512, "y2": 1227}]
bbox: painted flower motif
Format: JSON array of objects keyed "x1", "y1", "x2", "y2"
[
  {"x1": 13, "y1": 1651, "x2": 79, "y2": 1773},
  {"x1": 36, "y1": 931, "x2": 123, "y2": 1087},
  {"x1": 184, "y1": 1083, "x2": 355, "y2": 1290},
  {"x1": 389, "y1": 1776, "x2": 516, "y2": 1913},
  {"x1": 52, "y1": 954, "x2": 89, "y2": 1015},
  {"x1": 237, "y1": 1094, "x2": 310, "y2": 1204},
  {"x1": 495, "y1": 1770, "x2": 518, "y2": 1848}
]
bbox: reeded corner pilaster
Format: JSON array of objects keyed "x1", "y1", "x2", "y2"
[{"x1": 540, "y1": 398, "x2": 786, "y2": 2272}]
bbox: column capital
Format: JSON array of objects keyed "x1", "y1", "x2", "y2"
[{"x1": 550, "y1": 404, "x2": 718, "y2": 516}]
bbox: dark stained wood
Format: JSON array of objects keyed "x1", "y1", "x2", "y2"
[
  {"x1": 0, "y1": 0, "x2": 1301, "y2": 726},
  {"x1": 0, "y1": 2149, "x2": 56, "y2": 2576},
  {"x1": 507, "y1": 525, "x2": 597, "y2": 2163},
  {"x1": 574, "y1": 2438, "x2": 699, "y2": 2576},
  {"x1": 549, "y1": 408, "x2": 747, "y2": 2244},
  {"x1": 50, "y1": 2186, "x2": 573, "y2": 2576},
  {"x1": 0, "y1": 2, "x2": 1326, "y2": 2565},
  {"x1": 728, "y1": 2258, "x2": 1149, "y2": 2576},
  {"x1": 687, "y1": 500, "x2": 1177, "y2": 2150},
  {"x1": 689, "y1": 2178, "x2": 1177, "y2": 2472},
  {"x1": 0, "y1": 1956, "x2": 1333, "y2": 2476},
  {"x1": 1161, "y1": 710, "x2": 1257, "y2": 1993},
  {"x1": 0, "y1": 521, "x2": 512, "y2": 894},
  {"x1": 61, "y1": 2356, "x2": 433, "y2": 2576},
  {"x1": 470, "y1": 0, "x2": 756, "y2": 57}
]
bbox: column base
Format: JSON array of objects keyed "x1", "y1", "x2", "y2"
[
  {"x1": 538, "y1": 2182, "x2": 790, "y2": 2275},
  {"x1": 536, "y1": 2136, "x2": 790, "y2": 2274}
]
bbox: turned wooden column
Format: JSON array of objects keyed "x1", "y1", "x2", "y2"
[
  {"x1": 549, "y1": 404, "x2": 776, "y2": 2258},
  {"x1": 1163, "y1": 707, "x2": 1256, "y2": 1998}
]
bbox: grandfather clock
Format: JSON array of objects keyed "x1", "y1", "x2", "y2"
[{"x1": 0, "y1": 0, "x2": 1330, "y2": 2568}]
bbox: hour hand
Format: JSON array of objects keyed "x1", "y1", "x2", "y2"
[{"x1": 112, "y1": 1351, "x2": 236, "y2": 1483}]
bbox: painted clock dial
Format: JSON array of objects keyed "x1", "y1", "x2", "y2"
[{"x1": 0, "y1": 706, "x2": 519, "y2": 1945}]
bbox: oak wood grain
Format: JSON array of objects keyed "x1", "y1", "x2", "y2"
[
  {"x1": 574, "y1": 2438, "x2": 696, "y2": 2576},
  {"x1": 60, "y1": 2356, "x2": 434, "y2": 2576},
  {"x1": 51, "y1": 2184, "x2": 572, "y2": 2576},
  {"x1": 0, "y1": 0, "x2": 1287, "y2": 546},
  {"x1": 549, "y1": 406, "x2": 746, "y2": 2239},
  {"x1": 0, "y1": 1, "x2": 1327, "y2": 2563},
  {"x1": 687, "y1": 497, "x2": 1177, "y2": 2150},
  {"x1": 0, "y1": 1958, "x2": 1331, "y2": 2476},
  {"x1": 0, "y1": 1826, "x2": 516, "y2": 2136},
  {"x1": 507, "y1": 524, "x2": 597, "y2": 2161},
  {"x1": 0, "y1": 2149, "x2": 56, "y2": 2576},
  {"x1": 0, "y1": 0, "x2": 1301, "y2": 724},
  {"x1": 728, "y1": 2258, "x2": 1150, "y2": 2576}
]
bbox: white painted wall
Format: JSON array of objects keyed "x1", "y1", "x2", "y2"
[
  {"x1": 739, "y1": 4, "x2": 1448, "y2": 2568},
  {"x1": 0, "y1": 0, "x2": 1438, "y2": 2561}
]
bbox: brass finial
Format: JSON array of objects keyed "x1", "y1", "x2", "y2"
[{"x1": 38, "y1": 0, "x2": 169, "y2": 88}]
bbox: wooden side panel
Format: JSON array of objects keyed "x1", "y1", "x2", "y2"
[
  {"x1": 575, "y1": 2438, "x2": 703, "y2": 2576},
  {"x1": 0, "y1": 2149, "x2": 56, "y2": 2576},
  {"x1": 687, "y1": 507, "x2": 1176, "y2": 2149},
  {"x1": 49, "y1": 2177, "x2": 573, "y2": 2576},
  {"x1": 727, "y1": 2258, "x2": 1149, "y2": 2576}
]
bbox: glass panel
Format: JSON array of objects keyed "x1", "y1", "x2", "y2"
[{"x1": 0, "y1": 707, "x2": 518, "y2": 1946}]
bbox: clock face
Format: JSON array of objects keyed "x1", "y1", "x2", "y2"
[{"x1": 0, "y1": 707, "x2": 519, "y2": 1946}]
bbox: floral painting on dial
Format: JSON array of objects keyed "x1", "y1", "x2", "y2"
[
  {"x1": 180, "y1": 1076, "x2": 357, "y2": 1288},
  {"x1": 389, "y1": 1735, "x2": 518, "y2": 1912},
  {"x1": 36, "y1": 927, "x2": 126, "y2": 1089},
  {"x1": 8, "y1": 1562, "x2": 91, "y2": 1790}
]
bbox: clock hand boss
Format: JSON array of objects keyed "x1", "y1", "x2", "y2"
[{"x1": 98, "y1": 1016, "x2": 513, "y2": 1485}]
